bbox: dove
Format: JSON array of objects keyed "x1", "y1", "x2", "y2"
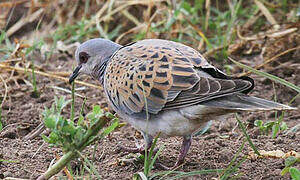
[{"x1": 69, "y1": 38, "x2": 295, "y2": 167}]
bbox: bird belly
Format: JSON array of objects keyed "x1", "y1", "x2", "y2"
[{"x1": 122, "y1": 105, "x2": 228, "y2": 138}]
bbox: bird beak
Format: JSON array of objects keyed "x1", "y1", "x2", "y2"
[{"x1": 69, "y1": 65, "x2": 82, "y2": 84}]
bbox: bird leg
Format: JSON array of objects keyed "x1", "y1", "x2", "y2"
[
  {"x1": 118, "y1": 132, "x2": 153, "y2": 153},
  {"x1": 174, "y1": 135, "x2": 192, "y2": 167},
  {"x1": 154, "y1": 135, "x2": 192, "y2": 170}
]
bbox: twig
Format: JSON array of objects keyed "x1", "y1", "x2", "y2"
[
  {"x1": 205, "y1": 0, "x2": 210, "y2": 31},
  {"x1": 254, "y1": 0, "x2": 278, "y2": 26},
  {"x1": 32, "y1": 142, "x2": 46, "y2": 159},
  {"x1": 6, "y1": 8, "x2": 44, "y2": 37},
  {"x1": 0, "y1": 74, "x2": 8, "y2": 107},
  {"x1": 0, "y1": 0, "x2": 28, "y2": 7},
  {"x1": 238, "y1": 46, "x2": 300, "y2": 77},
  {"x1": 23, "y1": 122, "x2": 45, "y2": 140},
  {"x1": 203, "y1": 45, "x2": 227, "y2": 57},
  {"x1": 0, "y1": 64, "x2": 102, "y2": 90},
  {"x1": 55, "y1": 152, "x2": 74, "y2": 180},
  {"x1": 121, "y1": 9, "x2": 141, "y2": 26}
]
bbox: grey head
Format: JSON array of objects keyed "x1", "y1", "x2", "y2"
[{"x1": 69, "y1": 38, "x2": 122, "y2": 84}]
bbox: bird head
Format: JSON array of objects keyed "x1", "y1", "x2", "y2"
[{"x1": 69, "y1": 38, "x2": 121, "y2": 84}]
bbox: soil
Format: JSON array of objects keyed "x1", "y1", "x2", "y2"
[{"x1": 0, "y1": 45, "x2": 299, "y2": 180}]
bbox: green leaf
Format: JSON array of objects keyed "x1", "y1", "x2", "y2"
[
  {"x1": 0, "y1": 31, "x2": 6, "y2": 44},
  {"x1": 229, "y1": 57, "x2": 300, "y2": 93},
  {"x1": 105, "y1": 112, "x2": 115, "y2": 119},
  {"x1": 44, "y1": 116, "x2": 56, "y2": 129},
  {"x1": 280, "y1": 122, "x2": 288, "y2": 131},
  {"x1": 55, "y1": 96, "x2": 71, "y2": 113},
  {"x1": 101, "y1": 118, "x2": 119, "y2": 137},
  {"x1": 285, "y1": 156, "x2": 298, "y2": 167},
  {"x1": 181, "y1": 1, "x2": 192, "y2": 14},
  {"x1": 265, "y1": 121, "x2": 275, "y2": 128},
  {"x1": 254, "y1": 120, "x2": 263, "y2": 127},
  {"x1": 281, "y1": 157, "x2": 299, "y2": 176},
  {"x1": 235, "y1": 114, "x2": 260, "y2": 155},
  {"x1": 47, "y1": 132, "x2": 60, "y2": 144},
  {"x1": 74, "y1": 126, "x2": 85, "y2": 144},
  {"x1": 61, "y1": 121, "x2": 77, "y2": 136},
  {"x1": 290, "y1": 167, "x2": 300, "y2": 180},
  {"x1": 77, "y1": 114, "x2": 84, "y2": 126},
  {"x1": 41, "y1": 134, "x2": 51, "y2": 143},
  {"x1": 272, "y1": 123, "x2": 280, "y2": 138},
  {"x1": 93, "y1": 105, "x2": 102, "y2": 115}
]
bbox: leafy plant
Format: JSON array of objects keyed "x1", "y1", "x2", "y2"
[
  {"x1": 254, "y1": 120, "x2": 288, "y2": 135},
  {"x1": 281, "y1": 156, "x2": 300, "y2": 180},
  {"x1": 39, "y1": 96, "x2": 119, "y2": 179}
]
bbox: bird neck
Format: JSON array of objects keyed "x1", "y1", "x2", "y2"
[
  {"x1": 91, "y1": 57, "x2": 110, "y2": 85},
  {"x1": 91, "y1": 43, "x2": 122, "y2": 84}
]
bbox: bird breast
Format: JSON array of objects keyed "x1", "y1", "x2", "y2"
[{"x1": 118, "y1": 104, "x2": 228, "y2": 138}]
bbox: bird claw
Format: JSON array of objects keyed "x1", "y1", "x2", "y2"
[
  {"x1": 117, "y1": 144, "x2": 145, "y2": 153},
  {"x1": 154, "y1": 160, "x2": 184, "y2": 170}
]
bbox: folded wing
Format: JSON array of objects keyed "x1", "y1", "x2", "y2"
[{"x1": 104, "y1": 39, "x2": 254, "y2": 115}]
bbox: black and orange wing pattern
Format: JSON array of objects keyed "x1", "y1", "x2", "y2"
[{"x1": 104, "y1": 39, "x2": 252, "y2": 115}]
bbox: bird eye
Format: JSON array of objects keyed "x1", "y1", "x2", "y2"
[{"x1": 79, "y1": 52, "x2": 90, "y2": 64}]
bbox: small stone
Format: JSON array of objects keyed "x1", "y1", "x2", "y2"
[{"x1": 3, "y1": 171, "x2": 12, "y2": 177}]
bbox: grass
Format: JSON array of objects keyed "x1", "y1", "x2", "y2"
[
  {"x1": 229, "y1": 57, "x2": 300, "y2": 93},
  {"x1": 220, "y1": 139, "x2": 247, "y2": 180},
  {"x1": 230, "y1": 57, "x2": 300, "y2": 139},
  {"x1": 235, "y1": 114, "x2": 260, "y2": 155}
]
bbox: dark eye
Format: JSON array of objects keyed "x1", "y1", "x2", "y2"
[{"x1": 79, "y1": 52, "x2": 90, "y2": 64}]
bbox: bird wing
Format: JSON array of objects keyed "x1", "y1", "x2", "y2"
[{"x1": 104, "y1": 39, "x2": 253, "y2": 115}]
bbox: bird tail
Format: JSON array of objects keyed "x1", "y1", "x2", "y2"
[{"x1": 201, "y1": 93, "x2": 296, "y2": 111}]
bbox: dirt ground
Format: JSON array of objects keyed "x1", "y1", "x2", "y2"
[{"x1": 0, "y1": 45, "x2": 299, "y2": 179}]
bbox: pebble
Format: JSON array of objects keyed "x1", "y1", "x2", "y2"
[{"x1": 3, "y1": 171, "x2": 12, "y2": 177}]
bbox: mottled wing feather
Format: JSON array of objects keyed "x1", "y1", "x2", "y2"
[
  {"x1": 104, "y1": 39, "x2": 252, "y2": 115},
  {"x1": 164, "y1": 77, "x2": 252, "y2": 109}
]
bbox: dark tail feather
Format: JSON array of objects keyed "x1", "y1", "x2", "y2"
[{"x1": 201, "y1": 93, "x2": 296, "y2": 111}]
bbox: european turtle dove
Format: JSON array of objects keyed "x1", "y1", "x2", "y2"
[{"x1": 69, "y1": 38, "x2": 295, "y2": 167}]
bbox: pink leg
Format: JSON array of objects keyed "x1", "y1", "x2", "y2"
[
  {"x1": 155, "y1": 136, "x2": 192, "y2": 170},
  {"x1": 175, "y1": 136, "x2": 192, "y2": 167}
]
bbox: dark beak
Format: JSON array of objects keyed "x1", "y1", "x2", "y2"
[{"x1": 69, "y1": 65, "x2": 82, "y2": 84}]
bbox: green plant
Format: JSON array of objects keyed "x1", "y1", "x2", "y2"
[
  {"x1": 235, "y1": 114, "x2": 260, "y2": 155},
  {"x1": 132, "y1": 134, "x2": 165, "y2": 180},
  {"x1": 229, "y1": 58, "x2": 300, "y2": 93},
  {"x1": 39, "y1": 96, "x2": 119, "y2": 179},
  {"x1": 254, "y1": 120, "x2": 287, "y2": 135},
  {"x1": 281, "y1": 156, "x2": 300, "y2": 180},
  {"x1": 220, "y1": 139, "x2": 247, "y2": 180}
]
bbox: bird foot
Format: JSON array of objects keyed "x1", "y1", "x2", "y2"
[
  {"x1": 117, "y1": 144, "x2": 158, "y2": 154},
  {"x1": 117, "y1": 144, "x2": 145, "y2": 153},
  {"x1": 154, "y1": 160, "x2": 184, "y2": 170}
]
